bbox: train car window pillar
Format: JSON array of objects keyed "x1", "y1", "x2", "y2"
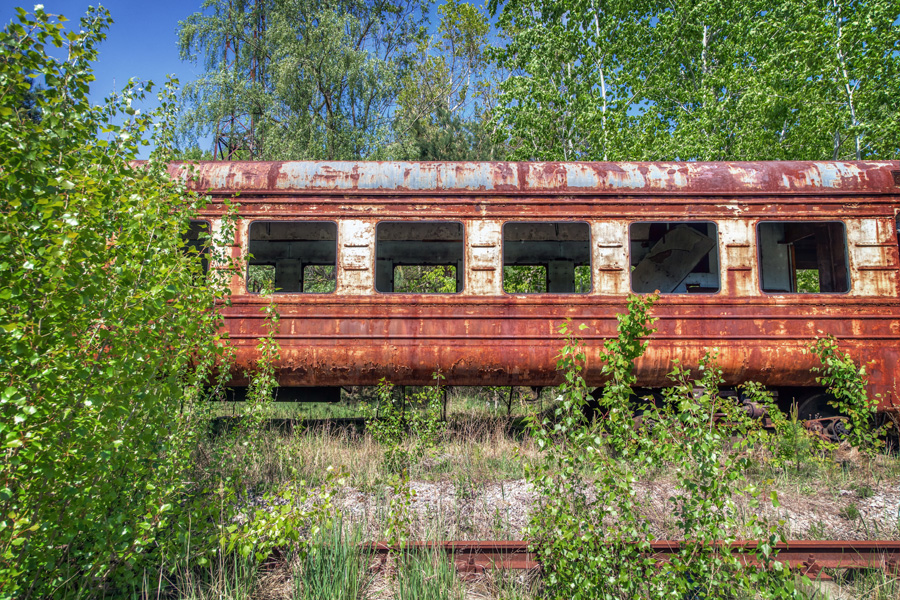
[{"x1": 757, "y1": 222, "x2": 849, "y2": 293}]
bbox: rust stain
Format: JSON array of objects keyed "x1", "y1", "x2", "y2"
[
  {"x1": 170, "y1": 160, "x2": 900, "y2": 412},
  {"x1": 168, "y1": 161, "x2": 900, "y2": 196},
  {"x1": 365, "y1": 539, "x2": 900, "y2": 575}
]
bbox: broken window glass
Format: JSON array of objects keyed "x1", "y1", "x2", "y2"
[
  {"x1": 247, "y1": 221, "x2": 337, "y2": 294},
  {"x1": 375, "y1": 222, "x2": 464, "y2": 293},
  {"x1": 503, "y1": 222, "x2": 591, "y2": 293},
  {"x1": 630, "y1": 222, "x2": 720, "y2": 294},
  {"x1": 757, "y1": 222, "x2": 849, "y2": 293},
  {"x1": 183, "y1": 220, "x2": 210, "y2": 274}
]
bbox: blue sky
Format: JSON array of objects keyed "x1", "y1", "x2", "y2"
[
  {"x1": 3, "y1": 1, "x2": 207, "y2": 156},
  {"x1": 3, "y1": 1, "x2": 472, "y2": 157},
  {"x1": 3, "y1": 1, "x2": 203, "y2": 96}
]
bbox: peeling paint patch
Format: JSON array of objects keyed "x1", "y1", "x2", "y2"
[
  {"x1": 167, "y1": 160, "x2": 900, "y2": 196},
  {"x1": 607, "y1": 164, "x2": 647, "y2": 189},
  {"x1": 273, "y1": 161, "x2": 510, "y2": 191}
]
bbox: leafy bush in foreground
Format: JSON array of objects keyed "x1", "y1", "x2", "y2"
[
  {"x1": 527, "y1": 296, "x2": 799, "y2": 599},
  {"x1": 0, "y1": 7, "x2": 231, "y2": 596}
]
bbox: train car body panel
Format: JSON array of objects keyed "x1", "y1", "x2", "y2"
[{"x1": 172, "y1": 161, "x2": 900, "y2": 413}]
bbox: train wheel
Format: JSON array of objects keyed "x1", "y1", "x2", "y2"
[
  {"x1": 795, "y1": 392, "x2": 850, "y2": 442},
  {"x1": 795, "y1": 393, "x2": 839, "y2": 420}
]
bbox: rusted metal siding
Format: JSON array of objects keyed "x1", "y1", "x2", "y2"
[
  {"x1": 172, "y1": 161, "x2": 900, "y2": 196},
  {"x1": 178, "y1": 161, "x2": 900, "y2": 412}
]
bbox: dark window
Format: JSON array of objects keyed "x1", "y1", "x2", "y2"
[
  {"x1": 247, "y1": 221, "x2": 337, "y2": 294},
  {"x1": 630, "y1": 222, "x2": 720, "y2": 293},
  {"x1": 503, "y1": 222, "x2": 591, "y2": 293},
  {"x1": 375, "y1": 222, "x2": 464, "y2": 293},
  {"x1": 183, "y1": 220, "x2": 210, "y2": 274},
  {"x1": 757, "y1": 222, "x2": 849, "y2": 293}
]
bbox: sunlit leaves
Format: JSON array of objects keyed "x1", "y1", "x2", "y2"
[
  {"x1": 490, "y1": 0, "x2": 900, "y2": 161},
  {"x1": 0, "y1": 6, "x2": 235, "y2": 595}
]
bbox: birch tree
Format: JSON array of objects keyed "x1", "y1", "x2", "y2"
[
  {"x1": 490, "y1": 0, "x2": 900, "y2": 161},
  {"x1": 489, "y1": 0, "x2": 648, "y2": 160},
  {"x1": 387, "y1": 0, "x2": 502, "y2": 160}
]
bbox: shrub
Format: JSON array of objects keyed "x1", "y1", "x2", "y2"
[
  {"x1": 525, "y1": 295, "x2": 661, "y2": 599},
  {"x1": 741, "y1": 381, "x2": 826, "y2": 471},
  {"x1": 810, "y1": 335, "x2": 882, "y2": 451},
  {"x1": 364, "y1": 374, "x2": 445, "y2": 473},
  {"x1": 526, "y1": 296, "x2": 797, "y2": 599},
  {"x1": 0, "y1": 8, "x2": 337, "y2": 595},
  {"x1": 0, "y1": 7, "x2": 233, "y2": 596}
]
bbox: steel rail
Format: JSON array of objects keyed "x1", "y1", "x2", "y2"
[{"x1": 365, "y1": 540, "x2": 900, "y2": 580}]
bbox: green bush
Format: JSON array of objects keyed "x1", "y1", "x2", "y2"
[
  {"x1": 525, "y1": 295, "x2": 661, "y2": 599},
  {"x1": 0, "y1": 8, "x2": 338, "y2": 596},
  {"x1": 363, "y1": 375, "x2": 445, "y2": 473},
  {"x1": 0, "y1": 7, "x2": 234, "y2": 596},
  {"x1": 526, "y1": 296, "x2": 799, "y2": 599},
  {"x1": 810, "y1": 335, "x2": 882, "y2": 451},
  {"x1": 741, "y1": 381, "x2": 825, "y2": 472}
]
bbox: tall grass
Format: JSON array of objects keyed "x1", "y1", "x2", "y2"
[
  {"x1": 293, "y1": 520, "x2": 364, "y2": 600},
  {"x1": 165, "y1": 554, "x2": 258, "y2": 600},
  {"x1": 395, "y1": 549, "x2": 464, "y2": 600}
]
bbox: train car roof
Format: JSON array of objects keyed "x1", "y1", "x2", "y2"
[{"x1": 165, "y1": 161, "x2": 900, "y2": 197}]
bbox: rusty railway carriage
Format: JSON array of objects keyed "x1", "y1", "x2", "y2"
[{"x1": 174, "y1": 161, "x2": 900, "y2": 418}]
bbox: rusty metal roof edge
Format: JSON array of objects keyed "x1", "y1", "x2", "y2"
[{"x1": 160, "y1": 160, "x2": 900, "y2": 195}]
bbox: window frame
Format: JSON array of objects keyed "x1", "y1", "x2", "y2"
[
  {"x1": 755, "y1": 219, "x2": 851, "y2": 295},
  {"x1": 627, "y1": 220, "x2": 722, "y2": 295},
  {"x1": 501, "y1": 220, "x2": 593, "y2": 295},
  {"x1": 374, "y1": 220, "x2": 466, "y2": 295},
  {"x1": 184, "y1": 219, "x2": 212, "y2": 274},
  {"x1": 245, "y1": 219, "x2": 339, "y2": 295}
]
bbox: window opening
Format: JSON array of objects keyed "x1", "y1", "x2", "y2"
[
  {"x1": 247, "y1": 221, "x2": 337, "y2": 294},
  {"x1": 757, "y1": 222, "x2": 848, "y2": 293},
  {"x1": 375, "y1": 222, "x2": 464, "y2": 293},
  {"x1": 393, "y1": 265, "x2": 457, "y2": 293},
  {"x1": 630, "y1": 222, "x2": 720, "y2": 293},
  {"x1": 247, "y1": 264, "x2": 275, "y2": 293},
  {"x1": 183, "y1": 220, "x2": 210, "y2": 274},
  {"x1": 503, "y1": 222, "x2": 591, "y2": 293}
]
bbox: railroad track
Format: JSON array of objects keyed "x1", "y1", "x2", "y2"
[{"x1": 366, "y1": 540, "x2": 900, "y2": 581}]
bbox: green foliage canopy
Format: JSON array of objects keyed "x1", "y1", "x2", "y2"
[
  {"x1": 490, "y1": 0, "x2": 900, "y2": 161},
  {"x1": 0, "y1": 7, "x2": 232, "y2": 595},
  {"x1": 177, "y1": 0, "x2": 431, "y2": 160}
]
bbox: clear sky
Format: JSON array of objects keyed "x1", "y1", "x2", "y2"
[{"x1": 3, "y1": 1, "x2": 208, "y2": 156}]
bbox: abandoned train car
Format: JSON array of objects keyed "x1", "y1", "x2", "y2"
[{"x1": 175, "y1": 161, "x2": 900, "y2": 418}]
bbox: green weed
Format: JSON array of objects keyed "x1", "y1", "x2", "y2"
[
  {"x1": 294, "y1": 520, "x2": 364, "y2": 600},
  {"x1": 810, "y1": 335, "x2": 882, "y2": 452},
  {"x1": 395, "y1": 549, "x2": 464, "y2": 600}
]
